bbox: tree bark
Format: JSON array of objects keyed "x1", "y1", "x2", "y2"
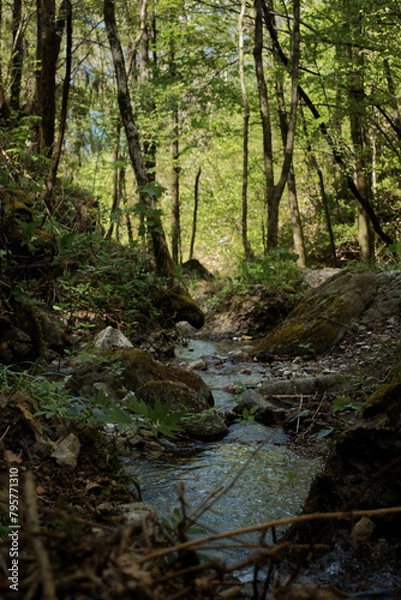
[
  {"x1": 275, "y1": 77, "x2": 306, "y2": 266},
  {"x1": 253, "y1": 0, "x2": 273, "y2": 247},
  {"x1": 35, "y1": 0, "x2": 66, "y2": 156},
  {"x1": 105, "y1": 120, "x2": 122, "y2": 240},
  {"x1": 239, "y1": 0, "x2": 254, "y2": 261},
  {"x1": 44, "y1": 0, "x2": 72, "y2": 209},
  {"x1": 10, "y1": 0, "x2": 24, "y2": 112},
  {"x1": 346, "y1": 10, "x2": 375, "y2": 262},
  {"x1": 259, "y1": 0, "x2": 393, "y2": 247},
  {"x1": 171, "y1": 108, "x2": 182, "y2": 264},
  {"x1": 189, "y1": 167, "x2": 201, "y2": 261},
  {"x1": 104, "y1": 0, "x2": 175, "y2": 277},
  {"x1": 254, "y1": 0, "x2": 300, "y2": 251}
]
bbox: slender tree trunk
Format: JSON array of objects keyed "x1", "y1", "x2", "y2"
[
  {"x1": 346, "y1": 14, "x2": 374, "y2": 262},
  {"x1": 275, "y1": 77, "x2": 305, "y2": 266},
  {"x1": 189, "y1": 167, "x2": 201, "y2": 261},
  {"x1": 254, "y1": 0, "x2": 300, "y2": 251},
  {"x1": 35, "y1": 0, "x2": 65, "y2": 156},
  {"x1": 10, "y1": 0, "x2": 24, "y2": 112},
  {"x1": 253, "y1": 0, "x2": 273, "y2": 248},
  {"x1": 104, "y1": 0, "x2": 175, "y2": 277},
  {"x1": 169, "y1": 35, "x2": 181, "y2": 265},
  {"x1": 259, "y1": 0, "x2": 392, "y2": 247},
  {"x1": 239, "y1": 0, "x2": 253, "y2": 261},
  {"x1": 287, "y1": 166, "x2": 306, "y2": 266},
  {"x1": 171, "y1": 108, "x2": 181, "y2": 264},
  {"x1": 44, "y1": 0, "x2": 72, "y2": 209},
  {"x1": 105, "y1": 120, "x2": 122, "y2": 240},
  {"x1": 300, "y1": 105, "x2": 337, "y2": 264}
]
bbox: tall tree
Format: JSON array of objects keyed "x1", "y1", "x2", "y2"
[
  {"x1": 103, "y1": 0, "x2": 176, "y2": 277},
  {"x1": 239, "y1": 0, "x2": 253, "y2": 261},
  {"x1": 35, "y1": 0, "x2": 67, "y2": 156},
  {"x1": 254, "y1": 0, "x2": 300, "y2": 251}
]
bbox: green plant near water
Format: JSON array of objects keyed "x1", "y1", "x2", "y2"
[
  {"x1": 93, "y1": 391, "x2": 186, "y2": 439},
  {"x1": 0, "y1": 365, "x2": 186, "y2": 440}
]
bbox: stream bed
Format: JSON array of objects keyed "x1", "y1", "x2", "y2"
[{"x1": 125, "y1": 339, "x2": 322, "y2": 572}]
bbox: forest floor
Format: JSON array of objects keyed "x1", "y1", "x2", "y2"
[{"x1": 1, "y1": 307, "x2": 401, "y2": 599}]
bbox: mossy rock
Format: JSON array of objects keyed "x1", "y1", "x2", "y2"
[
  {"x1": 154, "y1": 285, "x2": 205, "y2": 329},
  {"x1": 254, "y1": 269, "x2": 401, "y2": 359},
  {"x1": 69, "y1": 348, "x2": 214, "y2": 406},
  {"x1": 136, "y1": 380, "x2": 227, "y2": 440},
  {"x1": 0, "y1": 187, "x2": 56, "y2": 259},
  {"x1": 0, "y1": 301, "x2": 45, "y2": 364}
]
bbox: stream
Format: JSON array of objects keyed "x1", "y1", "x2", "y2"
[{"x1": 124, "y1": 339, "x2": 321, "y2": 574}]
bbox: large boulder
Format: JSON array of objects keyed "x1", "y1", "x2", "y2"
[
  {"x1": 136, "y1": 381, "x2": 228, "y2": 440},
  {"x1": 67, "y1": 347, "x2": 224, "y2": 440},
  {"x1": 69, "y1": 348, "x2": 213, "y2": 405},
  {"x1": 153, "y1": 285, "x2": 205, "y2": 329},
  {"x1": 253, "y1": 269, "x2": 401, "y2": 360}
]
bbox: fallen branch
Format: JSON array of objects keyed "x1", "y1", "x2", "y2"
[
  {"x1": 137, "y1": 505, "x2": 401, "y2": 564},
  {"x1": 24, "y1": 471, "x2": 57, "y2": 600}
]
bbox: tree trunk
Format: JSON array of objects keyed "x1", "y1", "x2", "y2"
[
  {"x1": 253, "y1": 0, "x2": 274, "y2": 248},
  {"x1": 275, "y1": 76, "x2": 305, "y2": 266},
  {"x1": 105, "y1": 120, "x2": 122, "y2": 240},
  {"x1": 189, "y1": 167, "x2": 201, "y2": 260},
  {"x1": 44, "y1": 0, "x2": 72, "y2": 209},
  {"x1": 103, "y1": 0, "x2": 175, "y2": 277},
  {"x1": 239, "y1": 0, "x2": 254, "y2": 261},
  {"x1": 301, "y1": 105, "x2": 337, "y2": 264},
  {"x1": 10, "y1": 0, "x2": 24, "y2": 112},
  {"x1": 259, "y1": 0, "x2": 392, "y2": 247},
  {"x1": 346, "y1": 14, "x2": 375, "y2": 262},
  {"x1": 255, "y1": 0, "x2": 300, "y2": 251},
  {"x1": 35, "y1": 0, "x2": 65, "y2": 156},
  {"x1": 171, "y1": 108, "x2": 181, "y2": 264}
]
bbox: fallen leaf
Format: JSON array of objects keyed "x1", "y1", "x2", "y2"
[
  {"x1": 5, "y1": 449, "x2": 23, "y2": 464},
  {"x1": 36, "y1": 485, "x2": 46, "y2": 495}
]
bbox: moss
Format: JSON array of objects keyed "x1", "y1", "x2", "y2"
[
  {"x1": 14, "y1": 303, "x2": 44, "y2": 357},
  {"x1": 254, "y1": 316, "x2": 341, "y2": 359},
  {"x1": 154, "y1": 286, "x2": 205, "y2": 329},
  {"x1": 115, "y1": 348, "x2": 213, "y2": 404}
]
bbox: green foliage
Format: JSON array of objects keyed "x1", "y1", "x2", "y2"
[
  {"x1": 90, "y1": 390, "x2": 186, "y2": 439},
  {"x1": 53, "y1": 231, "x2": 159, "y2": 331},
  {"x1": 0, "y1": 362, "x2": 186, "y2": 441},
  {"x1": 310, "y1": 426, "x2": 334, "y2": 439},
  {"x1": 234, "y1": 249, "x2": 301, "y2": 290},
  {"x1": 332, "y1": 395, "x2": 363, "y2": 413},
  {"x1": 235, "y1": 405, "x2": 258, "y2": 425}
]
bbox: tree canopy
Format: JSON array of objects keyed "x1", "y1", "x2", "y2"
[{"x1": 1, "y1": 0, "x2": 401, "y2": 269}]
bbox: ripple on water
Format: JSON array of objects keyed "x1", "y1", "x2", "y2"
[{"x1": 125, "y1": 439, "x2": 320, "y2": 565}]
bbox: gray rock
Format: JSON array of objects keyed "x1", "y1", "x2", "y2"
[
  {"x1": 238, "y1": 388, "x2": 289, "y2": 425},
  {"x1": 94, "y1": 326, "x2": 133, "y2": 351},
  {"x1": 254, "y1": 269, "x2": 401, "y2": 360},
  {"x1": 260, "y1": 374, "x2": 356, "y2": 397},
  {"x1": 51, "y1": 433, "x2": 81, "y2": 469}
]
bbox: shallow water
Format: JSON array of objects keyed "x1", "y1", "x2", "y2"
[
  {"x1": 127, "y1": 438, "x2": 319, "y2": 566},
  {"x1": 125, "y1": 339, "x2": 320, "y2": 570}
]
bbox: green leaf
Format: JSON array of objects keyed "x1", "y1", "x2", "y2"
[
  {"x1": 310, "y1": 427, "x2": 334, "y2": 439},
  {"x1": 288, "y1": 409, "x2": 311, "y2": 423}
]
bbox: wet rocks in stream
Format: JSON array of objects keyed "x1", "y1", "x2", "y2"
[{"x1": 67, "y1": 341, "x2": 227, "y2": 441}]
